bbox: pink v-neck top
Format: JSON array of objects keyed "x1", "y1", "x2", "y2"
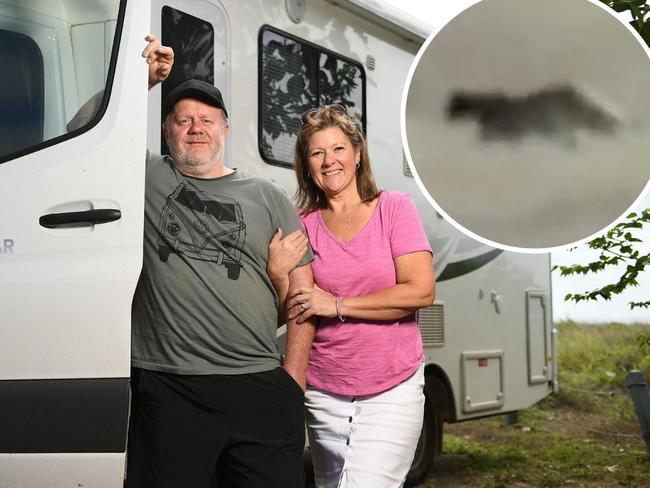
[{"x1": 299, "y1": 191, "x2": 432, "y2": 396}]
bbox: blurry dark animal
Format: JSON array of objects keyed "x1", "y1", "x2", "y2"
[{"x1": 446, "y1": 85, "x2": 618, "y2": 144}]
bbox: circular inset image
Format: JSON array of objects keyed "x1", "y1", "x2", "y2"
[{"x1": 403, "y1": 0, "x2": 650, "y2": 251}]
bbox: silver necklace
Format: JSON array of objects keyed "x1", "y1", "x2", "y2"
[{"x1": 342, "y1": 202, "x2": 363, "y2": 229}]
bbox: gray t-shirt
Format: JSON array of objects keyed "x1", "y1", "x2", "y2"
[{"x1": 132, "y1": 153, "x2": 312, "y2": 375}]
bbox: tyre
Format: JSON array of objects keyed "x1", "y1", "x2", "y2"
[{"x1": 405, "y1": 388, "x2": 442, "y2": 487}]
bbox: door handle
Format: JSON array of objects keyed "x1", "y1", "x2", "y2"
[{"x1": 39, "y1": 209, "x2": 122, "y2": 228}]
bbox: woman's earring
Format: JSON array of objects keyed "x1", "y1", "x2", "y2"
[
  {"x1": 355, "y1": 161, "x2": 360, "y2": 170},
  {"x1": 307, "y1": 171, "x2": 312, "y2": 180}
]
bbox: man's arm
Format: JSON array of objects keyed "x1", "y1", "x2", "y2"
[
  {"x1": 267, "y1": 228, "x2": 309, "y2": 324},
  {"x1": 142, "y1": 34, "x2": 174, "y2": 89},
  {"x1": 283, "y1": 263, "x2": 317, "y2": 391}
]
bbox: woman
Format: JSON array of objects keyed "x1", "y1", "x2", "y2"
[{"x1": 272, "y1": 104, "x2": 435, "y2": 488}]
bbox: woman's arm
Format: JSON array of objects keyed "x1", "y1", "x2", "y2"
[{"x1": 287, "y1": 250, "x2": 435, "y2": 324}]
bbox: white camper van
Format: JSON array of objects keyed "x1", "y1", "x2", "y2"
[{"x1": 0, "y1": 0, "x2": 556, "y2": 486}]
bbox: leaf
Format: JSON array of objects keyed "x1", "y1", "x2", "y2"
[
  {"x1": 630, "y1": 4, "x2": 644, "y2": 25},
  {"x1": 613, "y1": 1, "x2": 633, "y2": 12},
  {"x1": 640, "y1": 18, "x2": 650, "y2": 46}
]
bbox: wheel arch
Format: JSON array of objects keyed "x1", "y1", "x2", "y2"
[{"x1": 424, "y1": 362, "x2": 457, "y2": 422}]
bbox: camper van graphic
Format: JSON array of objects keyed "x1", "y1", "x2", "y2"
[{"x1": 157, "y1": 183, "x2": 246, "y2": 280}]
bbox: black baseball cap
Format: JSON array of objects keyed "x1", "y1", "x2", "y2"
[{"x1": 164, "y1": 79, "x2": 228, "y2": 118}]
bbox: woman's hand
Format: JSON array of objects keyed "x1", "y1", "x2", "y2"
[
  {"x1": 287, "y1": 285, "x2": 337, "y2": 324},
  {"x1": 267, "y1": 228, "x2": 309, "y2": 284},
  {"x1": 143, "y1": 34, "x2": 174, "y2": 89}
]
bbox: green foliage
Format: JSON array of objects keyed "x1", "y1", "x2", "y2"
[
  {"x1": 554, "y1": 209, "x2": 650, "y2": 309},
  {"x1": 637, "y1": 333, "x2": 650, "y2": 350}
]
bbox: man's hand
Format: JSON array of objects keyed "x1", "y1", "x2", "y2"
[{"x1": 143, "y1": 34, "x2": 174, "y2": 89}]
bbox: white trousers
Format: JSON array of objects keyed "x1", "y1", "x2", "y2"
[{"x1": 305, "y1": 364, "x2": 425, "y2": 488}]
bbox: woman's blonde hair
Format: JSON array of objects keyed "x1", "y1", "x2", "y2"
[{"x1": 294, "y1": 105, "x2": 380, "y2": 213}]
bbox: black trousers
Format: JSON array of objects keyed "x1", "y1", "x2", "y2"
[{"x1": 124, "y1": 367, "x2": 306, "y2": 488}]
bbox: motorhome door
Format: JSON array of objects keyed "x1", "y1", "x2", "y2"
[{"x1": 0, "y1": 0, "x2": 149, "y2": 486}]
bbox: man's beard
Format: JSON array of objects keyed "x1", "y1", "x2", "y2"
[
  {"x1": 169, "y1": 137, "x2": 225, "y2": 168},
  {"x1": 169, "y1": 148, "x2": 217, "y2": 167}
]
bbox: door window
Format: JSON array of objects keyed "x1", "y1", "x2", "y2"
[{"x1": 160, "y1": 6, "x2": 215, "y2": 155}]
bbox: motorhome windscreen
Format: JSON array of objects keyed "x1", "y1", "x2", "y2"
[
  {"x1": 161, "y1": 5, "x2": 215, "y2": 155},
  {"x1": 0, "y1": 0, "x2": 123, "y2": 165},
  {"x1": 258, "y1": 26, "x2": 366, "y2": 168}
]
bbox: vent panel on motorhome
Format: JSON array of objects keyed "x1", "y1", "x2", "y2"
[{"x1": 419, "y1": 303, "x2": 444, "y2": 346}]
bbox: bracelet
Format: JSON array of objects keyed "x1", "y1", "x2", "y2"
[{"x1": 336, "y1": 296, "x2": 345, "y2": 322}]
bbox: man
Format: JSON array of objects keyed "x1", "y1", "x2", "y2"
[{"x1": 125, "y1": 36, "x2": 315, "y2": 488}]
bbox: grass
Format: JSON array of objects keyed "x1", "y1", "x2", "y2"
[
  {"x1": 556, "y1": 321, "x2": 650, "y2": 422},
  {"x1": 419, "y1": 321, "x2": 650, "y2": 488}
]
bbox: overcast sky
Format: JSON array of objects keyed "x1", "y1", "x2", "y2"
[{"x1": 383, "y1": 0, "x2": 650, "y2": 324}]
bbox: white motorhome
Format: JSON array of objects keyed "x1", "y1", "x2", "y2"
[{"x1": 0, "y1": 0, "x2": 556, "y2": 486}]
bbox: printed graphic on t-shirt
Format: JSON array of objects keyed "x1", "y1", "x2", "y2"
[{"x1": 156, "y1": 183, "x2": 247, "y2": 280}]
